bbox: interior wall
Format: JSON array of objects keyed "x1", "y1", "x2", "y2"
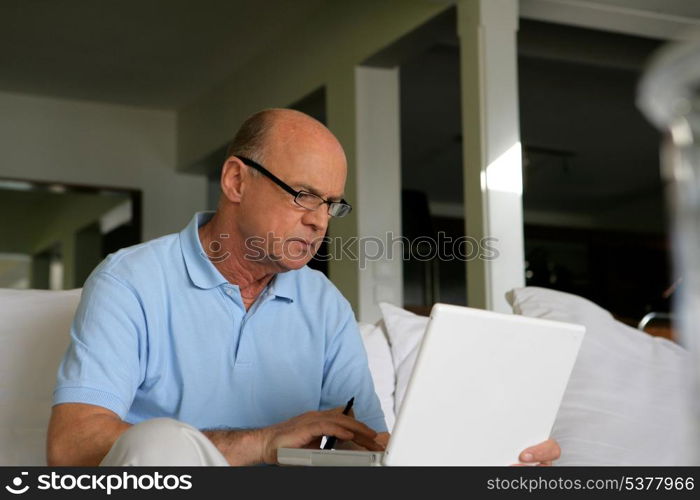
[{"x1": 0, "y1": 91, "x2": 207, "y2": 243}]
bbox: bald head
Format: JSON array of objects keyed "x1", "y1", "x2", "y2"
[{"x1": 226, "y1": 108, "x2": 345, "y2": 167}]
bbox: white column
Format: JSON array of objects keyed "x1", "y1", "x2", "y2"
[
  {"x1": 355, "y1": 66, "x2": 403, "y2": 323},
  {"x1": 458, "y1": 0, "x2": 525, "y2": 312}
]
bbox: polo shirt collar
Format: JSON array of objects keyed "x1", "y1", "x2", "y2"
[
  {"x1": 180, "y1": 211, "x2": 297, "y2": 302},
  {"x1": 180, "y1": 211, "x2": 228, "y2": 290},
  {"x1": 267, "y1": 269, "x2": 296, "y2": 302}
]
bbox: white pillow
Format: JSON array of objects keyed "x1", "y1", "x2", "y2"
[
  {"x1": 0, "y1": 288, "x2": 82, "y2": 465},
  {"x1": 358, "y1": 321, "x2": 396, "y2": 430},
  {"x1": 507, "y1": 286, "x2": 696, "y2": 465},
  {"x1": 378, "y1": 303, "x2": 429, "y2": 419}
]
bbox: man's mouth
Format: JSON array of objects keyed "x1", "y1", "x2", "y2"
[
  {"x1": 292, "y1": 234, "x2": 322, "y2": 244},
  {"x1": 288, "y1": 238, "x2": 314, "y2": 249}
]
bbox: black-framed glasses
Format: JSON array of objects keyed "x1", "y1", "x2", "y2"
[{"x1": 235, "y1": 155, "x2": 352, "y2": 218}]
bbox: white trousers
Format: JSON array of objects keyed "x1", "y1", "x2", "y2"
[{"x1": 100, "y1": 418, "x2": 229, "y2": 466}]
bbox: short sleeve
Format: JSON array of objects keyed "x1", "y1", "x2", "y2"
[
  {"x1": 52, "y1": 270, "x2": 146, "y2": 418},
  {"x1": 320, "y1": 303, "x2": 387, "y2": 433}
]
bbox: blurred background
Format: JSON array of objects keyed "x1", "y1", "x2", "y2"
[{"x1": 1, "y1": 0, "x2": 698, "y2": 335}]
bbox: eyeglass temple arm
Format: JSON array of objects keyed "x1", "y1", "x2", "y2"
[{"x1": 235, "y1": 156, "x2": 300, "y2": 197}]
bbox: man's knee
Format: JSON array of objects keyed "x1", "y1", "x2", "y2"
[
  {"x1": 118, "y1": 418, "x2": 195, "y2": 448},
  {"x1": 101, "y1": 418, "x2": 226, "y2": 466}
]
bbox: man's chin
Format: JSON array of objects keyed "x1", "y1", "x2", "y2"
[{"x1": 271, "y1": 256, "x2": 313, "y2": 272}]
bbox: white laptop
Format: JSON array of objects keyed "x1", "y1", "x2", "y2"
[{"x1": 278, "y1": 303, "x2": 585, "y2": 466}]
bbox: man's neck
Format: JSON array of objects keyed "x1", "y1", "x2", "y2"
[{"x1": 198, "y1": 213, "x2": 277, "y2": 309}]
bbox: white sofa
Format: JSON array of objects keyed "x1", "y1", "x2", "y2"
[{"x1": 0, "y1": 287, "x2": 696, "y2": 465}]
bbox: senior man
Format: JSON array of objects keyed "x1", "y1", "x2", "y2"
[{"x1": 47, "y1": 109, "x2": 560, "y2": 466}]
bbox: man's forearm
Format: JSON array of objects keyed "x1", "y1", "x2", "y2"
[
  {"x1": 47, "y1": 407, "x2": 132, "y2": 466},
  {"x1": 202, "y1": 428, "x2": 266, "y2": 466}
]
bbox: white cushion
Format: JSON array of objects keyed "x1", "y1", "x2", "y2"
[
  {"x1": 507, "y1": 286, "x2": 696, "y2": 465},
  {"x1": 358, "y1": 321, "x2": 396, "y2": 431},
  {"x1": 0, "y1": 288, "x2": 81, "y2": 465},
  {"x1": 378, "y1": 302, "x2": 429, "y2": 420}
]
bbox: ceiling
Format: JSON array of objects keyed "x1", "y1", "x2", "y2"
[
  {"x1": 0, "y1": 0, "x2": 325, "y2": 108},
  {"x1": 574, "y1": 0, "x2": 700, "y2": 18},
  {"x1": 1, "y1": 0, "x2": 698, "y2": 111}
]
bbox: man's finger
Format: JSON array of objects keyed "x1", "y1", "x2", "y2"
[
  {"x1": 330, "y1": 413, "x2": 377, "y2": 438},
  {"x1": 375, "y1": 432, "x2": 390, "y2": 447},
  {"x1": 314, "y1": 422, "x2": 355, "y2": 442},
  {"x1": 351, "y1": 433, "x2": 385, "y2": 452},
  {"x1": 519, "y1": 439, "x2": 561, "y2": 463},
  {"x1": 302, "y1": 437, "x2": 323, "y2": 449},
  {"x1": 314, "y1": 422, "x2": 381, "y2": 451}
]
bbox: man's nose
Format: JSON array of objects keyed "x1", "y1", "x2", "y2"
[{"x1": 302, "y1": 205, "x2": 330, "y2": 233}]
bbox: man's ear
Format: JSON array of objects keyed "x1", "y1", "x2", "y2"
[{"x1": 220, "y1": 156, "x2": 247, "y2": 203}]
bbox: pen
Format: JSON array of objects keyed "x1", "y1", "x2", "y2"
[{"x1": 321, "y1": 397, "x2": 354, "y2": 450}]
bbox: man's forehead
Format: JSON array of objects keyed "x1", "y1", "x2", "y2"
[
  {"x1": 261, "y1": 112, "x2": 347, "y2": 196},
  {"x1": 266, "y1": 112, "x2": 345, "y2": 160}
]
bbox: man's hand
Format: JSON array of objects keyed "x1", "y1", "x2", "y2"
[
  {"x1": 335, "y1": 430, "x2": 390, "y2": 451},
  {"x1": 258, "y1": 407, "x2": 384, "y2": 464},
  {"x1": 514, "y1": 438, "x2": 561, "y2": 466}
]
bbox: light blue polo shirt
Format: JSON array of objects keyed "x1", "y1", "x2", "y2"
[{"x1": 53, "y1": 212, "x2": 386, "y2": 433}]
